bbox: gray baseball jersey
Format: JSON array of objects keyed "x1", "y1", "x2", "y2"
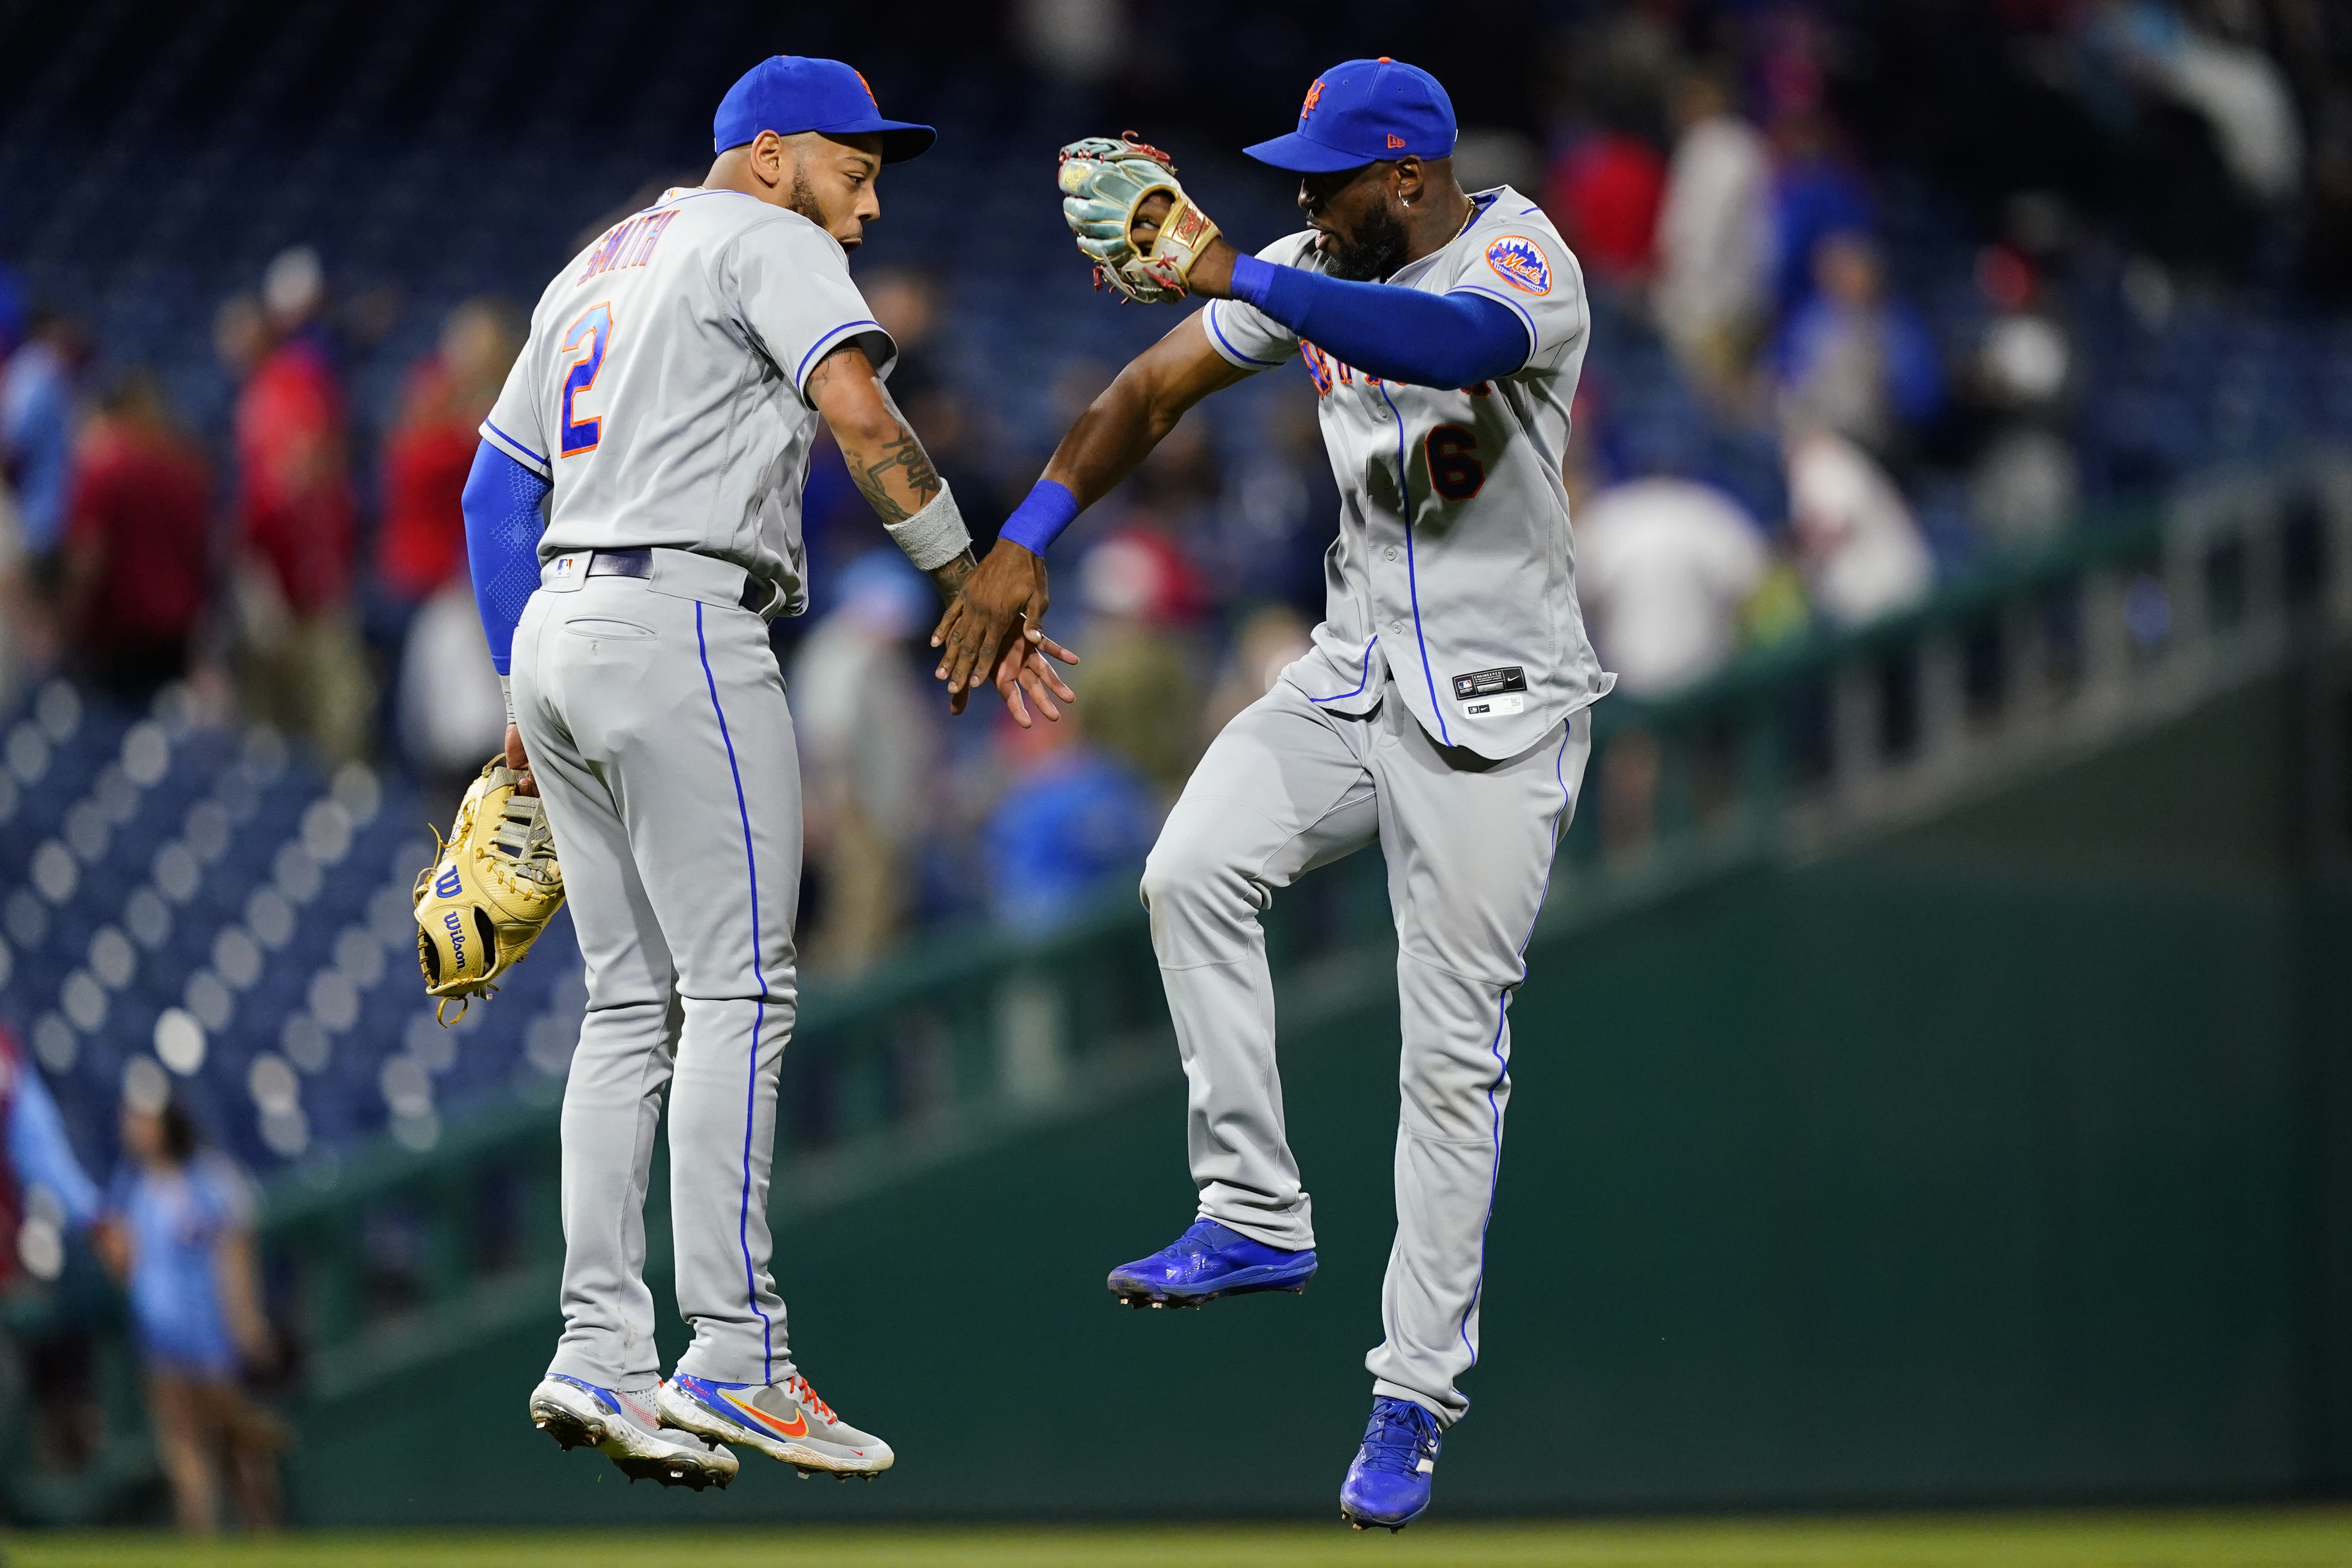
[
  {"x1": 1199, "y1": 185, "x2": 1613, "y2": 760},
  {"x1": 481, "y1": 186, "x2": 896, "y2": 618}
]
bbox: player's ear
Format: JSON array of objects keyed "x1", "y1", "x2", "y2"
[
  {"x1": 750, "y1": 129, "x2": 789, "y2": 190},
  {"x1": 1394, "y1": 156, "x2": 1424, "y2": 208}
]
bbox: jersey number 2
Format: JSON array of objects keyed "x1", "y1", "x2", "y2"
[
  {"x1": 1425, "y1": 425, "x2": 1484, "y2": 500},
  {"x1": 560, "y1": 304, "x2": 613, "y2": 457}
]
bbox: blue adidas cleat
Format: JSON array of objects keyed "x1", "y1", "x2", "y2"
[
  {"x1": 1339, "y1": 1397, "x2": 1442, "y2": 1531},
  {"x1": 1106, "y1": 1218, "x2": 1317, "y2": 1309}
]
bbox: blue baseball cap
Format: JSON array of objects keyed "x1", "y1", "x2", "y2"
[
  {"x1": 1244, "y1": 58, "x2": 1456, "y2": 174},
  {"x1": 714, "y1": 56, "x2": 936, "y2": 163}
]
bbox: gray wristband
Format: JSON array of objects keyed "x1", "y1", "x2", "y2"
[
  {"x1": 885, "y1": 483, "x2": 973, "y2": 572},
  {"x1": 499, "y1": 674, "x2": 514, "y2": 726}
]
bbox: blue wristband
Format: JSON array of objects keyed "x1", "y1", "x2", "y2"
[
  {"x1": 1229, "y1": 252, "x2": 1278, "y2": 311},
  {"x1": 999, "y1": 479, "x2": 1082, "y2": 557}
]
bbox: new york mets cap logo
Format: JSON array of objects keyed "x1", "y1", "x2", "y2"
[
  {"x1": 1484, "y1": 235, "x2": 1552, "y2": 295},
  {"x1": 1300, "y1": 78, "x2": 1325, "y2": 126}
]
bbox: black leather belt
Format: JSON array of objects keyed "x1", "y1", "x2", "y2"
[{"x1": 584, "y1": 548, "x2": 770, "y2": 614}]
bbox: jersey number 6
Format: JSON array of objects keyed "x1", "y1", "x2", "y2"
[
  {"x1": 560, "y1": 303, "x2": 614, "y2": 457},
  {"x1": 1425, "y1": 425, "x2": 1485, "y2": 501}
]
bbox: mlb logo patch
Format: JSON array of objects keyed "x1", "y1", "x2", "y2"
[{"x1": 1484, "y1": 236, "x2": 1552, "y2": 295}]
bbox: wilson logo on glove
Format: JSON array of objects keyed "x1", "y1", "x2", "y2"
[{"x1": 414, "y1": 760, "x2": 566, "y2": 1024}]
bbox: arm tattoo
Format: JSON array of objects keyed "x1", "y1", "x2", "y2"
[
  {"x1": 852, "y1": 431, "x2": 943, "y2": 523},
  {"x1": 927, "y1": 550, "x2": 977, "y2": 602}
]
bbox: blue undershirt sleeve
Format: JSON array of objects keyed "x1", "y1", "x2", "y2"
[
  {"x1": 462, "y1": 440, "x2": 551, "y2": 676},
  {"x1": 1228, "y1": 254, "x2": 1531, "y2": 389}
]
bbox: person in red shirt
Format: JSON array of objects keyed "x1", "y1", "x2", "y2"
[
  {"x1": 1545, "y1": 127, "x2": 1668, "y2": 289},
  {"x1": 376, "y1": 299, "x2": 522, "y2": 604},
  {"x1": 61, "y1": 372, "x2": 213, "y2": 699},
  {"x1": 225, "y1": 247, "x2": 370, "y2": 762}
]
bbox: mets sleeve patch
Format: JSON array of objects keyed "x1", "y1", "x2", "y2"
[{"x1": 1483, "y1": 236, "x2": 1552, "y2": 295}]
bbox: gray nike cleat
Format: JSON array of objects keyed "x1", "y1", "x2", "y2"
[
  {"x1": 656, "y1": 1371, "x2": 894, "y2": 1480},
  {"x1": 529, "y1": 1373, "x2": 739, "y2": 1490}
]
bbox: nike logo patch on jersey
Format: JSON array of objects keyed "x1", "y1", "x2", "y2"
[
  {"x1": 1452, "y1": 666, "x2": 1527, "y2": 700},
  {"x1": 1484, "y1": 236, "x2": 1552, "y2": 295},
  {"x1": 1455, "y1": 665, "x2": 1527, "y2": 719}
]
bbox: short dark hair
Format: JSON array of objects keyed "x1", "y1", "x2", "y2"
[{"x1": 158, "y1": 1100, "x2": 199, "y2": 1165}]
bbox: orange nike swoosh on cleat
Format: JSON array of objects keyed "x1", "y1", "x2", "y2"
[{"x1": 721, "y1": 1391, "x2": 808, "y2": 1439}]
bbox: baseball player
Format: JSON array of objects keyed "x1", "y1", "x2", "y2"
[
  {"x1": 458, "y1": 56, "x2": 1072, "y2": 1489},
  {"x1": 948, "y1": 58, "x2": 1610, "y2": 1529}
]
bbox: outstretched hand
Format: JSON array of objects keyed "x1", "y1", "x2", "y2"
[
  {"x1": 933, "y1": 539, "x2": 1058, "y2": 711},
  {"x1": 993, "y1": 623, "x2": 1079, "y2": 728}
]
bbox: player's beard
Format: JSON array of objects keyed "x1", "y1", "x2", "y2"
[
  {"x1": 787, "y1": 170, "x2": 826, "y2": 231},
  {"x1": 1322, "y1": 200, "x2": 1412, "y2": 282}
]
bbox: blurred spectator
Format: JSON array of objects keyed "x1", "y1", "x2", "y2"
[
  {"x1": 1771, "y1": 231, "x2": 1945, "y2": 458},
  {"x1": 1072, "y1": 530, "x2": 1207, "y2": 801},
  {"x1": 791, "y1": 550, "x2": 939, "y2": 974},
  {"x1": 379, "y1": 299, "x2": 524, "y2": 790},
  {"x1": 1201, "y1": 603, "x2": 1312, "y2": 743},
  {"x1": 1652, "y1": 68, "x2": 1774, "y2": 396},
  {"x1": 0, "y1": 263, "x2": 23, "y2": 360},
  {"x1": 377, "y1": 299, "x2": 523, "y2": 607},
  {"x1": 1965, "y1": 247, "x2": 2079, "y2": 548},
  {"x1": 1785, "y1": 429, "x2": 1934, "y2": 625},
  {"x1": 0, "y1": 308, "x2": 87, "y2": 577},
  {"x1": 797, "y1": 269, "x2": 998, "y2": 632},
  {"x1": 3, "y1": 1021, "x2": 102, "y2": 1286},
  {"x1": 2, "y1": 1021, "x2": 107, "y2": 1484},
  {"x1": 985, "y1": 709, "x2": 1159, "y2": 935},
  {"x1": 0, "y1": 450, "x2": 31, "y2": 710},
  {"x1": 227, "y1": 247, "x2": 370, "y2": 764},
  {"x1": 0, "y1": 308, "x2": 89, "y2": 700},
  {"x1": 394, "y1": 580, "x2": 506, "y2": 804},
  {"x1": 98, "y1": 1063, "x2": 286, "y2": 1533},
  {"x1": 1768, "y1": 109, "x2": 1873, "y2": 314},
  {"x1": 1546, "y1": 127, "x2": 1667, "y2": 289},
  {"x1": 60, "y1": 372, "x2": 214, "y2": 700},
  {"x1": 2092, "y1": 2, "x2": 2302, "y2": 207},
  {"x1": 1574, "y1": 477, "x2": 1770, "y2": 697}
]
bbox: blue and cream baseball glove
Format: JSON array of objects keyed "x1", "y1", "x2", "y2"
[{"x1": 1058, "y1": 133, "x2": 1222, "y2": 305}]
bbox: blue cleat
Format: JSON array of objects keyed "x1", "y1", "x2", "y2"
[
  {"x1": 1106, "y1": 1218, "x2": 1317, "y2": 1308},
  {"x1": 1339, "y1": 1397, "x2": 1442, "y2": 1531}
]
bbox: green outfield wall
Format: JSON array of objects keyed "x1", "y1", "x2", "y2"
[{"x1": 280, "y1": 664, "x2": 2352, "y2": 1523}]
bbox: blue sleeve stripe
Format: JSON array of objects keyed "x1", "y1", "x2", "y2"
[
  {"x1": 1307, "y1": 636, "x2": 1379, "y2": 703},
  {"x1": 482, "y1": 419, "x2": 550, "y2": 472},
  {"x1": 796, "y1": 319, "x2": 883, "y2": 388},
  {"x1": 1204, "y1": 302, "x2": 1287, "y2": 368},
  {"x1": 1447, "y1": 287, "x2": 1537, "y2": 370}
]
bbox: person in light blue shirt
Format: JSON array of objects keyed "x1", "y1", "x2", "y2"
[
  {"x1": 0, "y1": 309, "x2": 83, "y2": 561},
  {"x1": 3, "y1": 1026, "x2": 101, "y2": 1260},
  {"x1": 103, "y1": 1087, "x2": 285, "y2": 1532}
]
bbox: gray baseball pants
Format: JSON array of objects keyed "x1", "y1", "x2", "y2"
[
  {"x1": 1140, "y1": 676, "x2": 1591, "y2": 1425},
  {"x1": 512, "y1": 550, "x2": 800, "y2": 1394}
]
